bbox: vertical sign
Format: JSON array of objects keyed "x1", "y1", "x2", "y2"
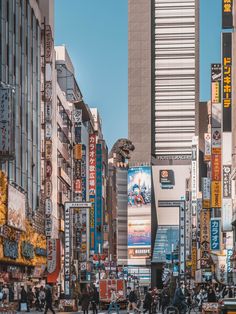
[
  {"x1": 200, "y1": 210, "x2": 211, "y2": 269},
  {"x1": 204, "y1": 133, "x2": 211, "y2": 162},
  {"x1": 96, "y1": 143, "x2": 103, "y2": 253},
  {"x1": 210, "y1": 218, "x2": 221, "y2": 251},
  {"x1": 89, "y1": 134, "x2": 96, "y2": 252},
  {"x1": 64, "y1": 203, "x2": 71, "y2": 297},
  {"x1": 222, "y1": 0, "x2": 233, "y2": 29},
  {"x1": 191, "y1": 145, "x2": 197, "y2": 201},
  {"x1": 179, "y1": 203, "x2": 186, "y2": 279},
  {"x1": 202, "y1": 178, "x2": 211, "y2": 209},
  {"x1": 0, "y1": 88, "x2": 14, "y2": 159},
  {"x1": 222, "y1": 33, "x2": 232, "y2": 132},
  {"x1": 81, "y1": 145, "x2": 87, "y2": 202},
  {"x1": 223, "y1": 165, "x2": 232, "y2": 198}
]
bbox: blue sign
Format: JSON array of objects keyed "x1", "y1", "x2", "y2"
[
  {"x1": 210, "y1": 218, "x2": 221, "y2": 251},
  {"x1": 3, "y1": 239, "x2": 18, "y2": 259},
  {"x1": 227, "y1": 249, "x2": 233, "y2": 273}
]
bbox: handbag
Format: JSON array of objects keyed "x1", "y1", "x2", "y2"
[{"x1": 20, "y1": 302, "x2": 28, "y2": 311}]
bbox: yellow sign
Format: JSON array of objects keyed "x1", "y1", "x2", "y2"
[
  {"x1": 191, "y1": 246, "x2": 197, "y2": 277},
  {"x1": 211, "y1": 181, "x2": 222, "y2": 208},
  {"x1": 212, "y1": 82, "x2": 220, "y2": 103},
  {"x1": 203, "y1": 200, "x2": 211, "y2": 209}
]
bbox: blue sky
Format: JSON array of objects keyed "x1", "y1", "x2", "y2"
[
  {"x1": 55, "y1": 0, "x2": 128, "y2": 149},
  {"x1": 55, "y1": 0, "x2": 221, "y2": 148}
]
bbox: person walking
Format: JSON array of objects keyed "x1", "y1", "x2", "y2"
[
  {"x1": 19, "y1": 286, "x2": 30, "y2": 312},
  {"x1": 39, "y1": 286, "x2": 46, "y2": 311},
  {"x1": 27, "y1": 287, "x2": 35, "y2": 309},
  {"x1": 207, "y1": 287, "x2": 216, "y2": 303},
  {"x1": 80, "y1": 288, "x2": 90, "y2": 314},
  {"x1": 108, "y1": 288, "x2": 120, "y2": 314},
  {"x1": 127, "y1": 287, "x2": 141, "y2": 313},
  {"x1": 90, "y1": 287, "x2": 99, "y2": 314},
  {"x1": 143, "y1": 288, "x2": 153, "y2": 314},
  {"x1": 44, "y1": 285, "x2": 55, "y2": 314}
]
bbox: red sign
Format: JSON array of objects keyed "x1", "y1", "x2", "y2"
[
  {"x1": 212, "y1": 154, "x2": 221, "y2": 181},
  {"x1": 89, "y1": 134, "x2": 96, "y2": 195},
  {"x1": 47, "y1": 239, "x2": 61, "y2": 283},
  {"x1": 74, "y1": 179, "x2": 82, "y2": 193}
]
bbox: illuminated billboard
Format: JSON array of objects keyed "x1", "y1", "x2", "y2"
[{"x1": 128, "y1": 166, "x2": 151, "y2": 265}]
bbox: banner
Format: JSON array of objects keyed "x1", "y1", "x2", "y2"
[
  {"x1": 202, "y1": 178, "x2": 211, "y2": 208},
  {"x1": 89, "y1": 134, "x2": 96, "y2": 251},
  {"x1": 200, "y1": 210, "x2": 211, "y2": 268},
  {"x1": 47, "y1": 239, "x2": 61, "y2": 283},
  {"x1": 204, "y1": 133, "x2": 211, "y2": 161},
  {"x1": 211, "y1": 181, "x2": 222, "y2": 208},
  {"x1": 222, "y1": 0, "x2": 233, "y2": 29},
  {"x1": 210, "y1": 219, "x2": 221, "y2": 251},
  {"x1": 222, "y1": 32, "x2": 232, "y2": 132}
]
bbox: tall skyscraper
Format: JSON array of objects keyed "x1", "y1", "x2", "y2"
[{"x1": 128, "y1": 0, "x2": 199, "y2": 286}]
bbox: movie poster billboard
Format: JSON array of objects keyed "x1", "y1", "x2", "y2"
[{"x1": 128, "y1": 167, "x2": 151, "y2": 265}]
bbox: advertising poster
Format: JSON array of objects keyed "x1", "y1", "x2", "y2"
[
  {"x1": 8, "y1": 185, "x2": 26, "y2": 231},
  {"x1": 222, "y1": 32, "x2": 232, "y2": 132},
  {"x1": 222, "y1": 0, "x2": 233, "y2": 29},
  {"x1": 210, "y1": 218, "x2": 221, "y2": 251},
  {"x1": 128, "y1": 167, "x2": 151, "y2": 264}
]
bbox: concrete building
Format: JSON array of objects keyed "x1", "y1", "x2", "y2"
[{"x1": 128, "y1": 0, "x2": 199, "y2": 286}]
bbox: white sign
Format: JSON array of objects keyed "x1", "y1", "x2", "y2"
[
  {"x1": 73, "y1": 109, "x2": 82, "y2": 123},
  {"x1": 222, "y1": 199, "x2": 233, "y2": 232},
  {"x1": 45, "y1": 217, "x2": 52, "y2": 236},
  {"x1": 204, "y1": 133, "x2": 211, "y2": 159},
  {"x1": 45, "y1": 82, "x2": 52, "y2": 101},
  {"x1": 202, "y1": 177, "x2": 211, "y2": 200},
  {"x1": 45, "y1": 198, "x2": 53, "y2": 216},
  {"x1": 45, "y1": 103, "x2": 52, "y2": 121},
  {"x1": 45, "y1": 122, "x2": 52, "y2": 139},
  {"x1": 191, "y1": 160, "x2": 197, "y2": 201},
  {"x1": 47, "y1": 239, "x2": 57, "y2": 273},
  {"x1": 45, "y1": 180, "x2": 52, "y2": 198}
]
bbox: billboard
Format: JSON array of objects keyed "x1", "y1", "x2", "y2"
[
  {"x1": 8, "y1": 185, "x2": 26, "y2": 231},
  {"x1": 128, "y1": 167, "x2": 151, "y2": 264},
  {"x1": 202, "y1": 178, "x2": 211, "y2": 209},
  {"x1": 0, "y1": 88, "x2": 14, "y2": 160},
  {"x1": 222, "y1": 32, "x2": 232, "y2": 132},
  {"x1": 89, "y1": 134, "x2": 96, "y2": 252},
  {"x1": 222, "y1": 0, "x2": 233, "y2": 29},
  {"x1": 159, "y1": 170, "x2": 175, "y2": 189}
]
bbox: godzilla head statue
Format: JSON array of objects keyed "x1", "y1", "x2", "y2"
[{"x1": 109, "y1": 138, "x2": 135, "y2": 167}]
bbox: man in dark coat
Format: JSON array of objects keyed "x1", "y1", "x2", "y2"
[
  {"x1": 173, "y1": 283, "x2": 187, "y2": 313},
  {"x1": 44, "y1": 285, "x2": 55, "y2": 314},
  {"x1": 143, "y1": 288, "x2": 153, "y2": 314}
]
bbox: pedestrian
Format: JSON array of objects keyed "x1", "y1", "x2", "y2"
[
  {"x1": 90, "y1": 287, "x2": 99, "y2": 314},
  {"x1": 108, "y1": 288, "x2": 119, "y2": 314},
  {"x1": 207, "y1": 287, "x2": 216, "y2": 303},
  {"x1": 127, "y1": 287, "x2": 141, "y2": 313},
  {"x1": 173, "y1": 282, "x2": 187, "y2": 313},
  {"x1": 39, "y1": 286, "x2": 46, "y2": 310},
  {"x1": 80, "y1": 288, "x2": 90, "y2": 314},
  {"x1": 27, "y1": 287, "x2": 35, "y2": 309},
  {"x1": 19, "y1": 286, "x2": 30, "y2": 312},
  {"x1": 160, "y1": 286, "x2": 170, "y2": 312},
  {"x1": 143, "y1": 288, "x2": 153, "y2": 314},
  {"x1": 35, "y1": 287, "x2": 41, "y2": 311},
  {"x1": 44, "y1": 285, "x2": 55, "y2": 314}
]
